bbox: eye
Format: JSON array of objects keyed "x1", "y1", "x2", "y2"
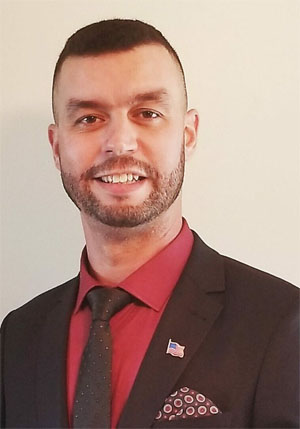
[
  {"x1": 140, "y1": 110, "x2": 160, "y2": 119},
  {"x1": 74, "y1": 114, "x2": 105, "y2": 127},
  {"x1": 80, "y1": 115, "x2": 99, "y2": 124}
]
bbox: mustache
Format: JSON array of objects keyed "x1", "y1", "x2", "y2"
[{"x1": 83, "y1": 156, "x2": 158, "y2": 180}]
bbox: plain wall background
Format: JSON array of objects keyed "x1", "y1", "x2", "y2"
[{"x1": 1, "y1": 0, "x2": 299, "y2": 321}]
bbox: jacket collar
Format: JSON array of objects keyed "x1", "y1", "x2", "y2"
[{"x1": 118, "y1": 232, "x2": 225, "y2": 428}]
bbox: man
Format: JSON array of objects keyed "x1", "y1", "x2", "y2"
[{"x1": 1, "y1": 19, "x2": 299, "y2": 429}]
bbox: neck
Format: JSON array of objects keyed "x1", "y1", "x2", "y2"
[{"x1": 81, "y1": 204, "x2": 182, "y2": 285}]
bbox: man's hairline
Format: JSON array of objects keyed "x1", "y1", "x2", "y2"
[{"x1": 52, "y1": 42, "x2": 188, "y2": 123}]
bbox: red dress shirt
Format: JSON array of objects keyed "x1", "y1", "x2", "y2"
[{"x1": 67, "y1": 219, "x2": 194, "y2": 428}]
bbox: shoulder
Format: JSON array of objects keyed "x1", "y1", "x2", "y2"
[
  {"x1": 191, "y1": 231, "x2": 299, "y2": 316},
  {"x1": 221, "y1": 254, "x2": 299, "y2": 330},
  {"x1": 1, "y1": 276, "x2": 79, "y2": 328},
  {"x1": 223, "y1": 253, "x2": 298, "y2": 300}
]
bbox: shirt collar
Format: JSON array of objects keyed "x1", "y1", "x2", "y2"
[{"x1": 74, "y1": 218, "x2": 194, "y2": 314}]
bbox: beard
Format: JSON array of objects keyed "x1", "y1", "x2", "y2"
[{"x1": 60, "y1": 144, "x2": 185, "y2": 228}]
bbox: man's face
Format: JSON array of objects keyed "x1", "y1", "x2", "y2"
[{"x1": 49, "y1": 44, "x2": 198, "y2": 227}]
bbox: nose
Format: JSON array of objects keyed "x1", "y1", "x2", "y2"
[{"x1": 102, "y1": 114, "x2": 138, "y2": 156}]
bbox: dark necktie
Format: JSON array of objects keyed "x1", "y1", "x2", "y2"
[{"x1": 73, "y1": 287, "x2": 131, "y2": 428}]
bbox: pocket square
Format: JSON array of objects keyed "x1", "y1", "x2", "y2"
[{"x1": 155, "y1": 387, "x2": 222, "y2": 422}]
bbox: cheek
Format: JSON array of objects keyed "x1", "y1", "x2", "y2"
[
  {"x1": 150, "y1": 143, "x2": 183, "y2": 175},
  {"x1": 58, "y1": 132, "x2": 99, "y2": 172},
  {"x1": 149, "y1": 127, "x2": 184, "y2": 170}
]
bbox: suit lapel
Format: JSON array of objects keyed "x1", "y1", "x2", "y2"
[
  {"x1": 118, "y1": 234, "x2": 225, "y2": 428},
  {"x1": 36, "y1": 276, "x2": 79, "y2": 428}
]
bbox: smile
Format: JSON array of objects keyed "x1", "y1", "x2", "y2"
[{"x1": 98, "y1": 173, "x2": 145, "y2": 184}]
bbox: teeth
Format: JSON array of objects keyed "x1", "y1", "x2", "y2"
[
  {"x1": 119, "y1": 174, "x2": 127, "y2": 183},
  {"x1": 100, "y1": 173, "x2": 141, "y2": 183}
]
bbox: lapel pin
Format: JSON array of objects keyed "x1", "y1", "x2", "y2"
[{"x1": 166, "y1": 338, "x2": 185, "y2": 358}]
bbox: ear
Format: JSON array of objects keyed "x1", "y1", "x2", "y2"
[
  {"x1": 184, "y1": 109, "x2": 199, "y2": 160},
  {"x1": 48, "y1": 124, "x2": 61, "y2": 171}
]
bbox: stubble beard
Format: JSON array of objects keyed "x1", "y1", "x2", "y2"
[{"x1": 60, "y1": 144, "x2": 185, "y2": 228}]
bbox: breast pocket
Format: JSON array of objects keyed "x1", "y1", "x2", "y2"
[{"x1": 152, "y1": 411, "x2": 232, "y2": 428}]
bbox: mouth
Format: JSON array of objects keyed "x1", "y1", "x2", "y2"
[{"x1": 94, "y1": 172, "x2": 146, "y2": 184}]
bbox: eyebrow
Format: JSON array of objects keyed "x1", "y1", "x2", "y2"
[
  {"x1": 66, "y1": 89, "x2": 170, "y2": 116},
  {"x1": 66, "y1": 99, "x2": 106, "y2": 115},
  {"x1": 130, "y1": 89, "x2": 170, "y2": 104}
]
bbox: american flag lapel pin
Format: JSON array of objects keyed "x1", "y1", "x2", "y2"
[{"x1": 166, "y1": 338, "x2": 185, "y2": 358}]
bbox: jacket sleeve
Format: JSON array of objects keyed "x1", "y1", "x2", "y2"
[{"x1": 252, "y1": 303, "x2": 299, "y2": 428}]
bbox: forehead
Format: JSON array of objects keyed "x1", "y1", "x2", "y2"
[{"x1": 54, "y1": 44, "x2": 185, "y2": 109}]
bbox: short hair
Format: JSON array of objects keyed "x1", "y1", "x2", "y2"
[{"x1": 52, "y1": 19, "x2": 187, "y2": 120}]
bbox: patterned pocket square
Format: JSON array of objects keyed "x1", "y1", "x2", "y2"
[{"x1": 155, "y1": 387, "x2": 222, "y2": 422}]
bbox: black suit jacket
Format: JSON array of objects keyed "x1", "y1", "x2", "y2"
[{"x1": 1, "y1": 233, "x2": 299, "y2": 428}]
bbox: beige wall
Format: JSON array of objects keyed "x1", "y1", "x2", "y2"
[{"x1": 1, "y1": 0, "x2": 299, "y2": 320}]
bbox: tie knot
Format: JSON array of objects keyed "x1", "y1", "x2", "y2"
[{"x1": 86, "y1": 287, "x2": 131, "y2": 321}]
